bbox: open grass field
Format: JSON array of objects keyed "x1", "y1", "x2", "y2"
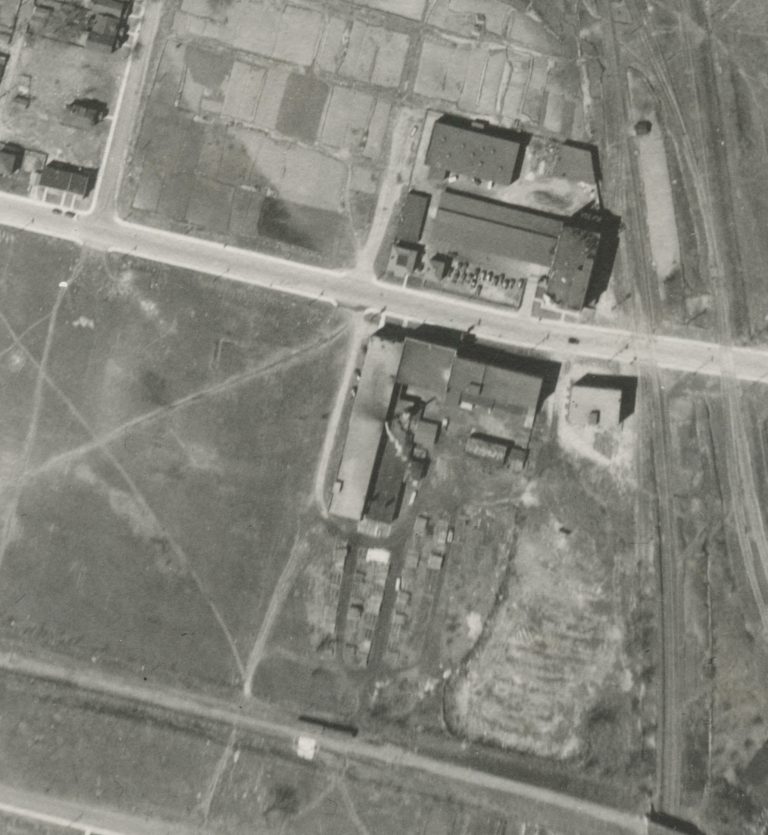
[
  {"x1": 0, "y1": 669, "x2": 574, "y2": 835},
  {"x1": 0, "y1": 228, "x2": 349, "y2": 693},
  {"x1": 660, "y1": 377, "x2": 768, "y2": 831},
  {"x1": 0, "y1": 672, "x2": 228, "y2": 824}
]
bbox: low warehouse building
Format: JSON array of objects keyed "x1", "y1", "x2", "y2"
[{"x1": 426, "y1": 115, "x2": 525, "y2": 186}]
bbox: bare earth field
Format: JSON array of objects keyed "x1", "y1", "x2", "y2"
[
  {"x1": 0, "y1": 227, "x2": 349, "y2": 693},
  {"x1": 445, "y1": 429, "x2": 653, "y2": 781}
]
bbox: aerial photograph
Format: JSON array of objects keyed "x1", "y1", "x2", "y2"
[{"x1": 0, "y1": 0, "x2": 767, "y2": 832}]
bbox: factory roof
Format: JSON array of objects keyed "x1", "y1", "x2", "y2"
[
  {"x1": 329, "y1": 336, "x2": 403, "y2": 520},
  {"x1": 429, "y1": 190, "x2": 562, "y2": 270},
  {"x1": 426, "y1": 116, "x2": 524, "y2": 185},
  {"x1": 396, "y1": 338, "x2": 456, "y2": 401}
]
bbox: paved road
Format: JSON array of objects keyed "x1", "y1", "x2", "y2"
[
  {"x1": 0, "y1": 653, "x2": 648, "y2": 835},
  {"x1": 4, "y1": 192, "x2": 768, "y2": 384}
]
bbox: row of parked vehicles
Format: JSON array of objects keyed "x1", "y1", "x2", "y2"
[{"x1": 447, "y1": 261, "x2": 517, "y2": 292}]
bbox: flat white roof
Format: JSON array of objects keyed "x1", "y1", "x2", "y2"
[
  {"x1": 568, "y1": 384, "x2": 622, "y2": 427},
  {"x1": 365, "y1": 547, "x2": 391, "y2": 565},
  {"x1": 329, "y1": 336, "x2": 403, "y2": 520}
]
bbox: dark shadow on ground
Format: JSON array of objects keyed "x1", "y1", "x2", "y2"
[{"x1": 585, "y1": 209, "x2": 622, "y2": 308}]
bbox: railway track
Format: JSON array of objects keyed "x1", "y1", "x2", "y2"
[
  {"x1": 594, "y1": 0, "x2": 686, "y2": 813},
  {"x1": 627, "y1": 0, "x2": 768, "y2": 637}
]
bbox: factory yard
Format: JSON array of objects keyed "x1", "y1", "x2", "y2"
[
  {"x1": 0, "y1": 227, "x2": 348, "y2": 694},
  {"x1": 123, "y1": 0, "x2": 591, "y2": 266},
  {"x1": 446, "y1": 447, "x2": 639, "y2": 762},
  {"x1": 241, "y1": 323, "x2": 654, "y2": 804}
]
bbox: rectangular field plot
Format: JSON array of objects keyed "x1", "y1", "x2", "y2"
[
  {"x1": 458, "y1": 49, "x2": 488, "y2": 113},
  {"x1": 320, "y1": 87, "x2": 375, "y2": 150},
  {"x1": 185, "y1": 176, "x2": 233, "y2": 232},
  {"x1": 501, "y1": 54, "x2": 531, "y2": 119},
  {"x1": 352, "y1": 0, "x2": 426, "y2": 18},
  {"x1": 364, "y1": 99, "x2": 391, "y2": 159},
  {"x1": 258, "y1": 196, "x2": 348, "y2": 258},
  {"x1": 179, "y1": 44, "x2": 233, "y2": 114},
  {"x1": 276, "y1": 73, "x2": 330, "y2": 142},
  {"x1": 280, "y1": 146, "x2": 346, "y2": 210},
  {"x1": 272, "y1": 4, "x2": 322, "y2": 66},
  {"x1": 133, "y1": 167, "x2": 163, "y2": 212},
  {"x1": 414, "y1": 39, "x2": 470, "y2": 102},
  {"x1": 478, "y1": 51, "x2": 508, "y2": 114},
  {"x1": 339, "y1": 22, "x2": 410, "y2": 88},
  {"x1": 253, "y1": 65, "x2": 291, "y2": 131},
  {"x1": 222, "y1": 61, "x2": 266, "y2": 123},
  {"x1": 427, "y1": 0, "x2": 514, "y2": 37},
  {"x1": 370, "y1": 29, "x2": 411, "y2": 88},
  {"x1": 315, "y1": 15, "x2": 348, "y2": 74},
  {"x1": 229, "y1": 188, "x2": 264, "y2": 237}
]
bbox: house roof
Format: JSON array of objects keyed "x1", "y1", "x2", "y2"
[
  {"x1": 426, "y1": 117, "x2": 523, "y2": 184},
  {"x1": 87, "y1": 13, "x2": 120, "y2": 48},
  {"x1": 396, "y1": 338, "x2": 456, "y2": 401},
  {"x1": 397, "y1": 190, "x2": 431, "y2": 244},
  {"x1": 39, "y1": 162, "x2": 93, "y2": 196},
  {"x1": 429, "y1": 190, "x2": 562, "y2": 270},
  {"x1": 0, "y1": 147, "x2": 19, "y2": 174}
]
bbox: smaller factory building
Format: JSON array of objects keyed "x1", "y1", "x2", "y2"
[
  {"x1": 389, "y1": 113, "x2": 617, "y2": 312},
  {"x1": 567, "y1": 374, "x2": 637, "y2": 428},
  {"x1": 426, "y1": 115, "x2": 526, "y2": 187},
  {"x1": 331, "y1": 331, "x2": 545, "y2": 525}
]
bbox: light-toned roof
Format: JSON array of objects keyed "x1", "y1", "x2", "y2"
[
  {"x1": 397, "y1": 338, "x2": 456, "y2": 401},
  {"x1": 568, "y1": 383, "x2": 622, "y2": 427},
  {"x1": 330, "y1": 336, "x2": 403, "y2": 520}
]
